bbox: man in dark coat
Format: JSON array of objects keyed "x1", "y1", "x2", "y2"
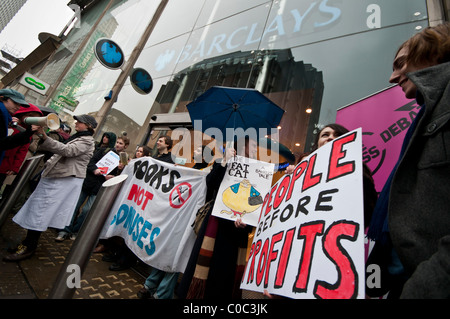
[{"x1": 368, "y1": 23, "x2": 450, "y2": 299}]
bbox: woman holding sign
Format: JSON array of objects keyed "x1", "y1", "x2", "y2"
[
  {"x1": 178, "y1": 137, "x2": 257, "y2": 299},
  {"x1": 3, "y1": 114, "x2": 97, "y2": 261}
]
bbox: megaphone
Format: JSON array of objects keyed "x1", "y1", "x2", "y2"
[{"x1": 24, "y1": 113, "x2": 60, "y2": 130}]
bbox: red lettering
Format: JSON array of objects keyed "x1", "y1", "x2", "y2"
[
  {"x1": 264, "y1": 185, "x2": 278, "y2": 217},
  {"x1": 293, "y1": 221, "x2": 325, "y2": 292},
  {"x1": 327, "y1": 132, "x2": 356, "y2": 182},
  {"x1": 314, "y1": 221, "x2": 359, "y2": 299},
  {"x1": 127, "y1": 184, "x2": 140, "y2": 202},
  {"x1": 264, "y1": 232, "x2": 284, "y2": 287},
  {"x1": 127, "y1": 184, "x2": 153, "y2": 210},
  {"x1": 141, "y1": 191, "x2": 154, "y2": 210},
  {"x1": 273, "y1": 175, "x2": 290, "y2": 209},
  {"x1": 274, "y1": 227, "x2": 296, "y2": 288},
  {"x1": 302, "y1": 154, "x2": 322, "y2": 191},
  {"x1": 286, "y1": 161, "x2": 307, "y2": 201},
  {"x1": 246, "y1": 240, "x2": 261, "y2": 284},
  {"x1": 256, "y1": 239, "x2": 270, "y2": 286}
]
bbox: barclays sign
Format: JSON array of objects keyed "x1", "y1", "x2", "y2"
[{"x1": 153, "y1": 0, "x2": 388, "y2": 72}]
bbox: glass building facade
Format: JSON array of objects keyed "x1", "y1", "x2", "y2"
[{"x1": 18, "y1": 0, "x2": 430, "y2": 164}]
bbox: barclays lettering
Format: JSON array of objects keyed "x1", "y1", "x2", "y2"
[{"x1": 156, "y1": 0, "x2": 344, "y2": 71}]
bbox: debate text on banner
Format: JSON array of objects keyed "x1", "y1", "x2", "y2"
[
  {"x1": 100, "y1": 157, "x2": 207, "y2": 273},
  {"x1": 336, "y1": 85, "x2": 419, "y2": 192},
  {"x1": 240, "y1": 129, "x2": 365, "y2": 299}
]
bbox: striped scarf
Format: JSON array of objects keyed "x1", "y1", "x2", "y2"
[{"x1": 186, "y1": 215, "x2": 248, "y2": 299}]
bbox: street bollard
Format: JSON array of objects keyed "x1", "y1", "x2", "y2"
[
  {"x1": 47, "y1": 174, "x2": 128, "y2": 299},
  {"x1": 0, "y1": 154, "x2": 44, "y2": 229}
]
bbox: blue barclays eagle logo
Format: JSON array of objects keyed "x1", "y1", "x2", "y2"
[
  {"x1": 135, "y1": 71, "x2": 153, "y2": 92},
  {"x1": 101, "y1": 42, "x2": 123, "y2": 64}
]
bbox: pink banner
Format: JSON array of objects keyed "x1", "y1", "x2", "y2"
[{"x1": 336, "y1": 85, "x2": 419, "y2": 192}]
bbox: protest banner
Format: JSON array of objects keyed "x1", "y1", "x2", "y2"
[
  {"x1": 336, "y1": 85, "x2": 418, "y2": 192},
  {"x1": 211, "y1": 155, "x2": 274, "y2": 227},
  {"x1": 240, "y1": 129, "x2": 365, "y2": 299},
  {"x1": 101, "y1": 157, "x2": 207, "y2": 273},
  {"x1": 96, "y1": 150, "x2": 120, "y2": 175}
]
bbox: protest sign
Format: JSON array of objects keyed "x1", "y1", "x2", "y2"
[
  {"x1": 101, "y1": 157, "x2": 207, "y2": 272},
  {"x1": 211, "y1": 155, "x2": 274, "y2": 227},
  {"x1": 240, "y1": 129, "x2": 365, "y2": 299},
  {"x1": 96, "y1": 150, "x2": 120, "y2": 175}
]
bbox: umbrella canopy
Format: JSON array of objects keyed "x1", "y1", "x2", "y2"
[
  {"x1": 258, "y1": 137, "x2": 295, "y2": 163},
  {"x1": 187, "y1": 86, "x2": 285, "y2": 142}
]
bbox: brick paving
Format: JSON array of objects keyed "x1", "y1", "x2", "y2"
[
  {"x1": 0, "y1": 213, "x2": 146, "y2": 299},
  {"x1": 0, "y1": 213, "x2": 263, "y2": 299}
]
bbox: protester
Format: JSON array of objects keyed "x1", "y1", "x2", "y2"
[
  {"x1": 135, "y1": 135, "x2": 179, "y2": 299},
  {"x1": 176, "y1": 136, "x2": 257, "y2": 299},
  {"x1": 367, "y1": 22, "x2": 450, "y2": 299},
  {"x1": 153, "y1": 135, "x2": 174, "y2": 163},
  {"x1": 192, "y1": 145, "x2": 214, "y2": 171},
  {"x1": 3, "y1": 114, "x2": 97, "y2": 261},
  {"x1": 0, "y1": 89, "x2": 38, "y2": 165},
  {"x1": 54, "y1": 132, "x2": 121, "y2": 241},
  {"x1": 0, "y1": 104, "x2": 43, "y2": 187},
  {"x1": 134, "y1": 145, "x2": 151, "y2": 158}
]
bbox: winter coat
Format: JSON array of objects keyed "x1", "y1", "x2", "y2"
[
  {"x1": 0, "y1": 127, "x2": 30, "y2": 174},
  {"x1": 39, "y1": 134, "x2": 95, "y2": 179},
  {"x1": 388, "y1": 62, "x2": 450, "y2": 298}
]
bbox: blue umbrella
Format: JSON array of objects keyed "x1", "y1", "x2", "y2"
[{"x1": 187, "y1": 86, "x2": 285, "y2": 142}]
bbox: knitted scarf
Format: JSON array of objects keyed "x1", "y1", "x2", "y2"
[
  {"x1": 187, "y1": 215, "x2": 219, "y2": 299},
  {"x1": 186, "y1": 215, "x2": 248, "y2": 299}
]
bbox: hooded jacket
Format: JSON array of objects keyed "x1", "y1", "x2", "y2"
[
  {"x1": 388, "y1": 62, "x2": 450, "y2": 298},
  {"x1": 0, "y1": 104, "x2": 43, "y2": 174},
  {"x1": 82, "y1": 132, "x2": 118, "y2": 195}
]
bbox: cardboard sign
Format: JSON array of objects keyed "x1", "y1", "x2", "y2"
[
  {"x1": 240, "y1": 129, "x2": 365, "y2": 299},
  {"x1": 211, "y1": 156, "x2": 275, "y2": 227},
  {"x1": 96, "y1": 150, "x2": 120, "y2": 175}
]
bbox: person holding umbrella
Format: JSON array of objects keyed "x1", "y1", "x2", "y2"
[{"x1": 177, "y1": 136, "x2": 258, "y2": 299}]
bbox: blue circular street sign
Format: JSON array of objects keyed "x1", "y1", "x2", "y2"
[
  {"x1": 130, "y1": 68, "x2": 153, "y2": 94},
  {"x1": 94, "y1": 38, "x2": 124, "y2": 69}
]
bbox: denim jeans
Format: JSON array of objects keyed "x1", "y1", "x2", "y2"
[
  {"x1": 144, "y1": 268, "x2": 178, "y2": 299},
  {"x1": 63, "y1": 191, "x2": 97, "y2": 234}
]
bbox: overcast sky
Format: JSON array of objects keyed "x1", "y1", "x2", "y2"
[{"x1": 0, "y1": 0, "x2": 74, "y2": 58}]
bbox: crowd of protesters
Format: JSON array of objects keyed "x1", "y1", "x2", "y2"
[{"x1": 0, "y1": 22, "x2": 449, "y2": 299}]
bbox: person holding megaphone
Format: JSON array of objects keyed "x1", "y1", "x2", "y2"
[
  {"x1": 3, "y1": 114, "x2": 97, "y2": 262},
  {"x1": 0, "y1": 89, "x2": 40, "y2": 166}
]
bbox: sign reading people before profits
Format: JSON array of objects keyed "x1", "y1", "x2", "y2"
[
  {"x1": 212, "y1": 156, "x2": 274, "y2": 227},
  {"x1": 240, "y1": 129, "x2": 365, "y2": 299},
  {"x1": 100, "y1": 157, "x2": 207, "y2": 272}
]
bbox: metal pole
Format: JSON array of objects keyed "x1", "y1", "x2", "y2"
[
  {"x1": 0, "y1": 154, "x2": 44, "y2": 229},
  {"x1": 47, "y1": 174, "x2": 128, "y2": 299}
]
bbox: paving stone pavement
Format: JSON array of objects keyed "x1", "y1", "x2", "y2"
[
  {"x1": 1, "y1": 213, "x2": 263, "y2": 300},
  {"x1": 0, "y1": 213, "x2": 148, "y2": 299}
]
